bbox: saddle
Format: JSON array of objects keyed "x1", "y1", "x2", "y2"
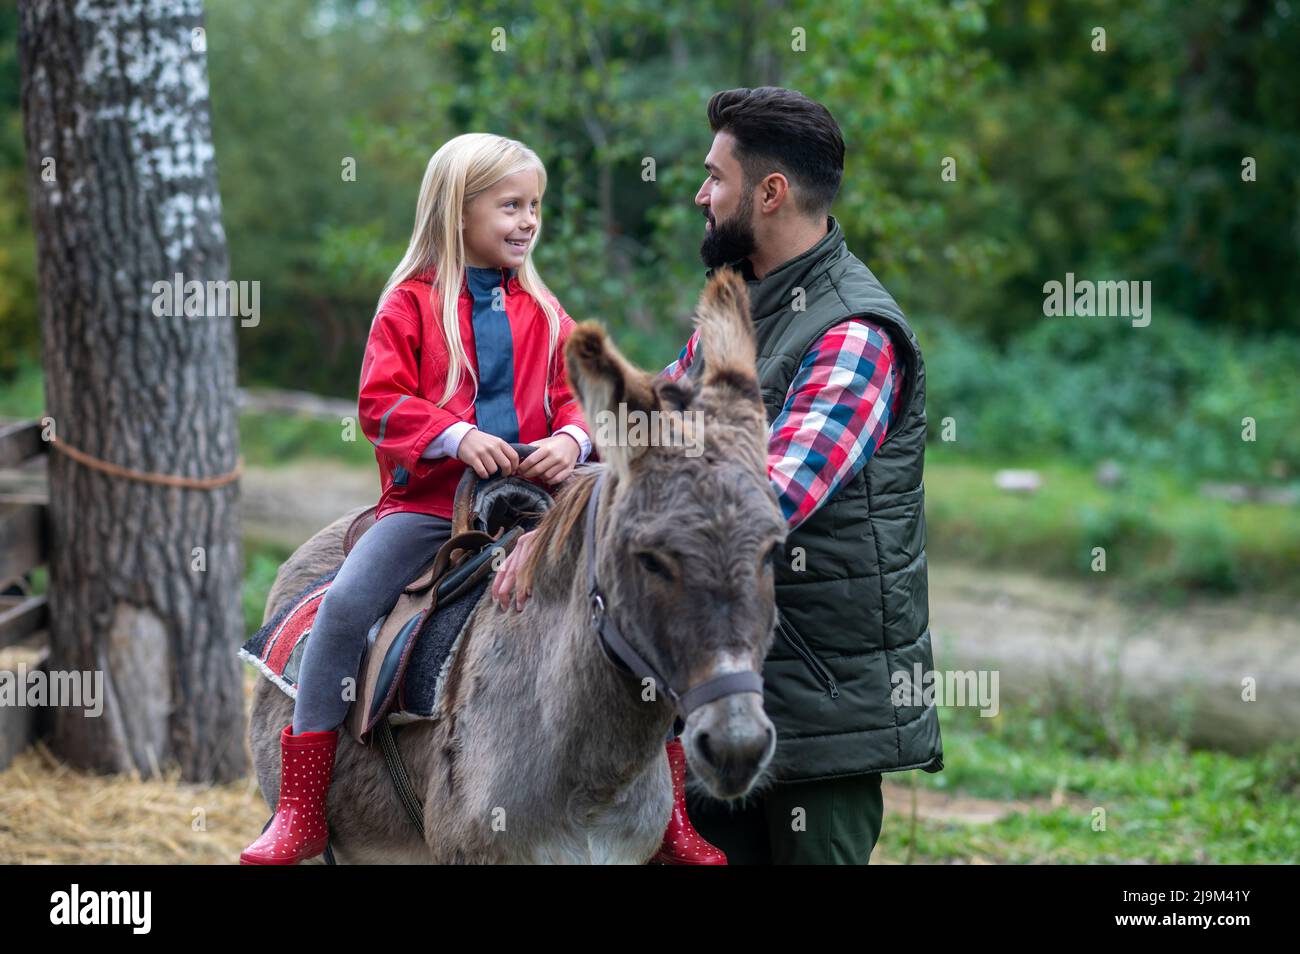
[{"x1": 343, "y1": 443, "x2": 554, "y2": 745}]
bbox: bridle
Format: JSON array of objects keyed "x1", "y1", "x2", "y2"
[{"x1": 582, "y1": 467, "x2": 764, "y2": 722}]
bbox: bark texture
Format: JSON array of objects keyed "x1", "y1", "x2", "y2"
[{"x1": 18, "y1": 0, "x2": 246, "y2": 781}]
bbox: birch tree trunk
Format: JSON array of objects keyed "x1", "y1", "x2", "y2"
[{"x1": 17, "y1": 0, "x2": 247, "y2": 782}]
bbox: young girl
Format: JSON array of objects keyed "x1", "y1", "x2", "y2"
[{"x1": 241, "y1": 133, "x2": 723, "y2": 865}]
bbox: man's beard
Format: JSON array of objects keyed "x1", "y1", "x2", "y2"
[{"x1": 699, "y1": 193, "x2": 756, "y2": 268}]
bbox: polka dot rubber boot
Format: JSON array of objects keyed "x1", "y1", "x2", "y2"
[
  {"x1": 649, "y1": 737, "x2": 728, "y2": 865},
  {"x1": 240, "y1": 723, "x2": 338, "y2": 865}
]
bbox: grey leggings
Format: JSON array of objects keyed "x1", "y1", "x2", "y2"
[{"x1": 292, "y1": 510, "x2": 453, "y2": 734}]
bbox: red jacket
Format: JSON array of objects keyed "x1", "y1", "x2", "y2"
[{"x1": 358, "y1": 269, "x2": 590, "y2": 520}]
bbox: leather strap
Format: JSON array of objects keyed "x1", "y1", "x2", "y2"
[
  {"x1": 583, "y1": 469, "x2": 763, "y2": 721},
  {"x1": 403, "y1": 531, "x2": 497, "y2": 595},
  {"x1": 376, "y1": 721, "x2": 425, "y2": 837},
  {"x1": 436, "y1": 525, "x2": 525, "y2": 605},
  {"x1": 343, "y1": 504, "x2": 378, "y2": 557}
]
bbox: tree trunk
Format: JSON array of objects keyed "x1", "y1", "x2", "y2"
[{"x1": 17, "y1": 0, "x2": 246, "y2": 782}]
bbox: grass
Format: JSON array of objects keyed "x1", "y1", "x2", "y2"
[
  {"x1": 881, "y1": 700, "x2": 1300, "y2": 864},
  {"x1": 923, "y1": 445, "x2": 1300, "y2": 598},
  {"x1": 232, "y1": 418, "x2": 1300, "y2": 602},
  {"x1": 0, "y1": 360, "x2": 42, "y2": 420},
  {"x1": 238, "y1": 412, "x2": 375, "y2": 470}
]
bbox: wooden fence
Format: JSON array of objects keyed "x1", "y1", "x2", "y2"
[{"x1": 0, "y1": 420, "x2": 50, "y2": 770}]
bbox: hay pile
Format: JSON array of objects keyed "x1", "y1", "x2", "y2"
[
  {"x1": 0, "y1": 740, "x2": 269, "y2": 864},
  {"x1": 0, "y1": 668, "x2": 270, "y2": 865}
]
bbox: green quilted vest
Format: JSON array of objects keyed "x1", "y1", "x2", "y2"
[{"x1": 707, "y1": 216, "x2": 944, "y2": 782}]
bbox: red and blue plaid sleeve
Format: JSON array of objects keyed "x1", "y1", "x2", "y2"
[
  {"x1": 661, "y1": 330, "x2": 699, "y2": 382},
  {"x1": 659, "y1": 318, "x2": 900, "y2": 531},
  {"x1": 768, "y1": 318, "x2": 902, "y2": 530}
]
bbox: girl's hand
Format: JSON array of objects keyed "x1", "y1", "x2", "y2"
[
  {"x1": 457, "y1": 429, "x2": 520, "y2": 479},
  {"x1": 492, "y1": 528, "x2": 538, "y2": 611},
  {"x1": 516, "y1": 433, "x2": 580, "y2": 484}
]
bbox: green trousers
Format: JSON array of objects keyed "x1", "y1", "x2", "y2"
[{"x1": 684, "y1": 772, "x2": 885, "y2": 864}]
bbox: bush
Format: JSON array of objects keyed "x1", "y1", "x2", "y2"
[{"x1": 921, "y1": 311, "x2": 1300, "y2": 483}]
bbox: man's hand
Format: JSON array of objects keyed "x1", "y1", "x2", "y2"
[
  {"x1": 457, "y1": 429, "x2": 520, "y2": 478},
  {"x1": 492, "y1": 528, "x2": 539, "y2": 611},
  {"x1": 516, "y1": 433, "x2": 580, "y2": 484}
]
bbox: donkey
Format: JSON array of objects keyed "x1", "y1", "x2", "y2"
[{"x1": 247, "y1": 269, "x2": 789, "y2": 863}]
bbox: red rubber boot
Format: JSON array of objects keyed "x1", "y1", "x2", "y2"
[
  {"x1": 240, "y1": 723, "x2": 338, "y2": 865},
  {"x1": 650, "y1": 736, "x2": 728, "y2": 865}
]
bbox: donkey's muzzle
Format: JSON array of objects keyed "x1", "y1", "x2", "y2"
[{"x1": 682, "y1": 692, "x2": 775, "y2": 800}]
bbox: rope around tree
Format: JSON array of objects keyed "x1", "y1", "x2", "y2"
[{"x1": 46, "y1": 433, "x2": 243, "y2": 490}]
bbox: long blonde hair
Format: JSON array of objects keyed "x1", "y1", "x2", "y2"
[{"x1": 375, "y1": 133, "x2": 562, "y2": 411}]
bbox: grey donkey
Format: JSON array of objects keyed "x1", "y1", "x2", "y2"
[{"x1": 247, "y1": 268, "x2": 789, "y2": 863}]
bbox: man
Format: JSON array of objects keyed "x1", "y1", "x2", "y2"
[{"x1": 494, "y1": 87, "x2": 943, "y2": 864}]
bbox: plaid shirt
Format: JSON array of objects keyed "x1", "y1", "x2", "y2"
[{"x1": 661, "y1": 318, "x2": 902, "y2": 530}]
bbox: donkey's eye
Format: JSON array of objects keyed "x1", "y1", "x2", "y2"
[{"x1": 636, "y1": 551, "x2": 674, "y2": 580}]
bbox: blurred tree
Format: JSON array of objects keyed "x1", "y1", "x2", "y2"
[
  {"x1": 206, "y1": 0, "x2": 446, "y2": 392},
  {"x1": 6, "y1": 0, "x2": 1292, "y2": 398},
  {"x1": 398, "y1": 0, "x2": 999, "y2": 365},
  {"x1": 962, "y1": 0, "x2": 1299, "y2": 337},
  {"x1": 18, "y1": 0, "x2": 247, "y2": 782}
]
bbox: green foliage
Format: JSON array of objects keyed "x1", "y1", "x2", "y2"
[
  {"x1": 922, "y1": 310, "x2": 1300, "y2": 482},
  {"x1": 1163, "y1": 518, "x2": 1241, "y2": 595},
  {"x1": 945, "y1": 0, "x2": 1300, "y2": 339},
  {"x1": 0, "y1": 9, "x2": 39, "y2": 377},
  {"x1": 205, "y1": 0, "x2": 446, "y2": 392},
  {"x1": 3, "y1": 0, "x2": 1295, "y2": 390},
  {"x1": 0, "y1": 358, "x2": 43, "y2": 419},
  {"x1": 199, "y1": 0, "x2": 1004, "y2": 383},
  {"x1": 1075, "y1": 495, "x2": 1159, "y2": 575}
]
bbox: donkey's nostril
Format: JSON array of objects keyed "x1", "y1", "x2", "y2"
[{"x1": 696, "y1": 730, "x2": 715, "y2": 768}]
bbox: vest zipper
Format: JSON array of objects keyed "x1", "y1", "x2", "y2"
[{"x1": 777, "y1": 617, "x2": 839, "y2": 699}]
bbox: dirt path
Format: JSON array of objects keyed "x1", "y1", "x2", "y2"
[
  {"x1": 238, "y1": 459, "x2": 377, "y2": 548},
  {"x1": 929, "y1": 562, "x2": 1300, "y2": 752}
]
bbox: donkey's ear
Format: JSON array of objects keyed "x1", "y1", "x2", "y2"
[
  {"x1": 692, "y1": 268, "x2": 761, "y2": 407},
  {"x1": 565, "y1": 321, "x2": 658, "y2": 479}
]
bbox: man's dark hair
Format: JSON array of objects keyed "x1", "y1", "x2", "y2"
[{"x1": 706, "y1": 86, "x2": 845, "y2": 217}]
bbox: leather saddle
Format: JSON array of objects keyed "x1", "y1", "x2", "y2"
[{"x1": 343, "y1": 443, "x2": 554, "y2": 744}]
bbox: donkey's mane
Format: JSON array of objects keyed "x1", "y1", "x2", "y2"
[{"x1": 515, "y1": 462, "x2": 604, "y2": 601}]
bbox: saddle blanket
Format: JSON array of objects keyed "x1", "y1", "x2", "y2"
[{"x1": 238, "y1": 567, "x2": 490, "y2": 725}]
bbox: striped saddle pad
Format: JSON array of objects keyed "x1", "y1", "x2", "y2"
[{"x1": 238, "y1": 567, "x2": 489, "y2": 732}]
